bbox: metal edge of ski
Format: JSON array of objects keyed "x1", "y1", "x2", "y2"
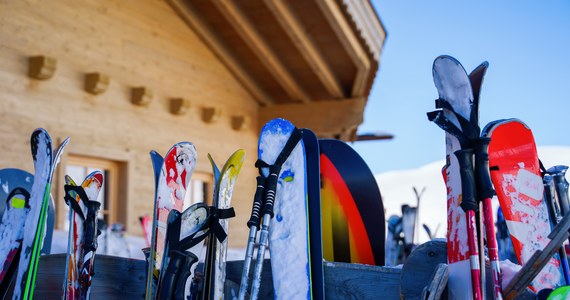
[
  {"x1": 202, "y1": 149, "x2": 245, "y2": 300},
  {"x1": 145, "y1": 143, "x2": 197, "y2": 300},
  {"x1": 63, "y1": 171, "x2": 104, "y2": 300},
  {"x1": 14, "y1": 129, "x2": 69, "y2": 299}
]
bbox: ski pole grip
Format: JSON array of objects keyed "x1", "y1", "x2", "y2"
[
  {"x1": 550, "y1": 166, "x2": 570, "y2": 215},
  {"x1": 455, "y1": 149, "x2": 479, "y2": 212},
  {"x1": 475, "y1": 137, "x2": 495, "y2": 200},
  {"x1": 247, "y1": 176, "x2": 266, "y2": 228},
  {"x1": 262, "y1": 165, "x2": 281, "y2": 218}
]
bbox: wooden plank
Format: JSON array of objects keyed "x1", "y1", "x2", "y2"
[
  {"x1": 315, "y1": 0, "x2": 371, "y2": 97},
  {"x1": 264, "y1": 0, "x2": 344, "y2": 98},
  {"x1": 16, "y1": 255, "x2": 403, "y2": 299},
  {"x1": 259, "y1": 97, "x2": 366, "y2": 137},
  {"x1": 168, "y1": 0, "x2": 273, "y2": 105},
  {"x1": 212, "y1": 0, "x2": 311, "y2": 103},
  {"x1": 400, "y1": 240, "x2": 447, "y2": 300}
]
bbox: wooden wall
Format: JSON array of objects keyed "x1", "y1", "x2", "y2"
[{"x1": 0, "y1": 0, "x2": 259, "y2": 247}]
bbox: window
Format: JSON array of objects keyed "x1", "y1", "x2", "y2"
[
  {"x1": 62, "y1": 155, "x2": 125, "y2": 228},
  {"x1": 184, "y1": 172, "x2": 213, "y2": 208}
]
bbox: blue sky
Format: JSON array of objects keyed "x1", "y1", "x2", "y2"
[{"x1": 353, "y1": 1, "x2": 570, "y2": 174}]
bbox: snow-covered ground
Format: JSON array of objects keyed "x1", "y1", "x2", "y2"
[{"x1": 376, "y1": 146, "x2": 570, "y2": 243}]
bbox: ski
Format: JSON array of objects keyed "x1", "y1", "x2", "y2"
[
  {"x1": 157, "y1": 202, "x2": 211, "y2": 299},
  {"x1": 145, "y1": 142, "x2": 197, "y2": 300},
  {"x1": 319, "y1": 139, "x2": 385, "y2": 266},
  {"x1": 14, "y1": 129, "x2": 69, "y2": 299},
  {"x1": 301, "y1": 128, "x2": 324, "y2": 300},
  {"x1": 202, "y1": 149, "x2": 244, "y2": 300},
  {"x1": 485, "y1": 118, "x2": 566, "y2": 291},
  {"x1": 250, "y1": 118, "x2": 310, "y2": 299},
  {"x1": 0, "y1": 169, "x2": 34, "y2": 298},
  {"x1": 62, "y1": 172, "x2": 104, "y2": 300}
]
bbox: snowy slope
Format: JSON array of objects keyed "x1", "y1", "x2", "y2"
[{"x1": 376, "y1": 146, "x2": 570, "y2": 243}]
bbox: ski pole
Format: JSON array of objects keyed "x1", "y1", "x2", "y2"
[
  {"x1": 547, "y1": 166, "x2": 570, "y2": 216},
  {"x1": 250, "y1": 165, "x2": 281, "y2": 300},
  {"x1": 543, "y1": 174, "x2": 570, "y2": 284},
  {"x1": 455, "y1": 149, "x2": 483, "y2": 300},
  {"x1": 476, "y1": 137, "x2": 502, "y2": 300},
  {"x1": 238, "y1": 176, "x2": 266, "y2": 300}
]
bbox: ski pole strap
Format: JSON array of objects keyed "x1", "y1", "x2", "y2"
[
  {"x1": 455, "y1": 149, "x2": 479, "y2": 212},
  {"x1": 474, "y1": 137, "x2": 495, "y2": 200},
  {"x1": 209, "y1": 207, "x2": 236, "y2": 243},
  {"x1": 247, "y1": 176, "x2": 267, "y2": 228},
  {"x1": 255, "y1": 128, "x2": 302, "y2": 218},
  {"x1": 64, "y1": 184, "x2": 88, "y2": 221},
  {"x1": 6, "y1": 187, "x2": 30, "y2": 208}
]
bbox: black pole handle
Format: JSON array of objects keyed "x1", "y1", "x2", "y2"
[
  {"x1": 475, "y1": 137, "x2": 495, "y2": 200},
  {"x1": 247, "y1": 176, "x2": 266, "y2": 228},
  {"x1": 261, "y1": 165, "x2": 281, "y2": 218},
  {"x1": 548, "y1": 166, "x2": 570, "y2": 215},
  {"x1": 455, "y1": 149, "x2": 479, "y2": 212}
]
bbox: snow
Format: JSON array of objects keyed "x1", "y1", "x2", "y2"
[{"x1": 376, "y1": 146, "x2": 570, "y2": 245}]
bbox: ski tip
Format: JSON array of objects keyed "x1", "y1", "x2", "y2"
[
  {"x1": 64, "y1": 174, "x2": 76, "y2": 186},
  {"x1": 260, "y1": 118, "x2": 295, "y2": 136}
]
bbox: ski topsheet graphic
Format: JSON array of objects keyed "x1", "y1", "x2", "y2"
[
  {"x1": 145, "y1": 142, "x2": 197, "y2": 299},
  {"x1": 0, "y1": 169, "x2": 33, "y2": 296},
  {"x1": 63, "y1": 172, "x2": 104, "y2": 300},
  {"x1": 485, "y1": 118, "x2": 566, "y2": 291},
  {"x1": 319, "y1": 139, "x2": 385, "y2": 266},
  {"x1": 15, "y1": 129, "x2": 69, "y2": 299}
]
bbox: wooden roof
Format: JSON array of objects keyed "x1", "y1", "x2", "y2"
[{"x1": 168, "y1": 0, "x2": 386, "y2": 140}]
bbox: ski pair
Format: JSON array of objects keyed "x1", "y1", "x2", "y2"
[
  {"x1": 145, "y1": 141, "x2": 243, "y2": 299},
  {"x1": 428, "y1": 56, "x2": 501, "y2": 299},
  {"x1": 0, "y1": 129, "x2": 70, "y2": 300},
  {"x1": 62, "y1": 172, "x2": 104, "y2": 300},
  {"x1": 239, "y1": 119, "x2": 322, "y2": 300},
  {"x1": 484, "y1": 119, "x2": 568, "y2": 293}
]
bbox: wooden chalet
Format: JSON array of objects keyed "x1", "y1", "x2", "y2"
[{"x1": 0, "y1": 0, "x2": 386, "y2": 247}]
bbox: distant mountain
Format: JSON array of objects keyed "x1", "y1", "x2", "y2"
[{"x1": 376, "y1": 146, "x2": 570, "y2": 243}]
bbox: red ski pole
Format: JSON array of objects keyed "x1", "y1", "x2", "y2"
[
  {"x1": 455, "y1": 149, "x2": 483, "y2": 300},
  {"x1": 476, "y1": 137, "x2": 503, "y2": 300}
]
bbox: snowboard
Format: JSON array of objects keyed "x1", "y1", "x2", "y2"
[
  {"x1": 485, "y1": 118, "x2": 566, "y2": 291},
  {"x1": 145, "y1": 142, "x2": 197, "y2": 299},
  {"x1": 63, "y1": 172, "x2": 104, "y2": 300},
  {"x1": 202, "y1": 149, "x2": 244, "y2": 300},
  {"x1": 14, "y1": 129, "x2": 69, "y2": 299},
  {"x1": 301, "y1": 128, "x2": 324, "y2": 300},
  {"x1": 319, "y1": 139, "x2": 385, "y2": 266},
  {"x1": 258, "y1": 118, "x2": 312, "y2": 299}
]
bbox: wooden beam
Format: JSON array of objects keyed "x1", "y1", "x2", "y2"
[
  {"x1": 259, "y1": 97, "x2": 366, "y2": 137},
  {"x1": 264, "y1": 0, "x2": 345, "y2": 98},
  {"x1": 168, "y1": 0, "x2": 273, "y2": 105},
  {"x1": 316, "y1": 0, "x2": 371, "y2": 97},
  {"x1": 212, "y1": 0, "x2": 311, "y2": 103}
]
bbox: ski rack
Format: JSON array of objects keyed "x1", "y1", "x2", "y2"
[{"x1": 1, "y1": 244, "x2": 450, "y2": 299}]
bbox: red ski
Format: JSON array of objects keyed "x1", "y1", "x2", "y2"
[{"x1": 485, "y1": 118, "x2": 566, "y2": 291}]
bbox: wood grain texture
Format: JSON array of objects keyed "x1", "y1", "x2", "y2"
[
  {"x1": 16, "y1": 255, "x2": 404, "y2": 299},
  {"x1": 0, "y1": 0, "x2": 258, "y2": 246}
]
